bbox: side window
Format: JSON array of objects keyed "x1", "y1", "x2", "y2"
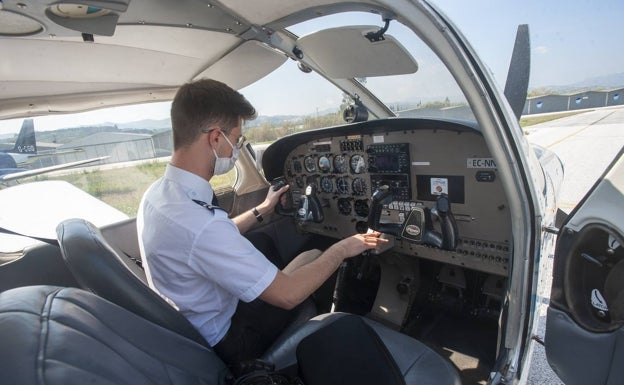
[
  {"x1": 211, "y1": 168, "x2": 237, "y2": 190},
  {"x1": 0, "y1": 103, "x2": 175, "y2": 217}
]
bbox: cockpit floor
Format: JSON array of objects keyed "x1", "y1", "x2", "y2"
[{"x1": 403, "y1": 311, "x2": 498, "y2": 385}]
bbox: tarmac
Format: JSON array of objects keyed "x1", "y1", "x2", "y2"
[{"x1": 524, "y1": 105, "x2": 624, "y2": 384}]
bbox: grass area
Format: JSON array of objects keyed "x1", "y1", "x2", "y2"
[
  {"x1": 520, "y1": 110, "x2": 589, "y2": 127},
  {"x1": 26, "y1": 160, "x2": 236, "y2": 217}
]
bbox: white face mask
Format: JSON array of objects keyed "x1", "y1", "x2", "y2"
[{"x1": 212, "y1": 132, "x2": 238, "y2": 175}]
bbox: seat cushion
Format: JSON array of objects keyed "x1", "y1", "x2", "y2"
[
  {"x1": 262, "y1": 312, "x2": 462, "y2": 385},
  {"x1": 0, "y1": 285, "x2": 227, "y2": 385},
  {"x1": 296, "y1": 315, "x2": 405, "y2": 385}
]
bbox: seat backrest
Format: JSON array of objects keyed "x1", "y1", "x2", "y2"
[
  {"x1": 56, "y1": 218, "x2": 209, "y2": 347},
  {"x1": 0, "y1": 285, "x2": 225, "y2": 385}
]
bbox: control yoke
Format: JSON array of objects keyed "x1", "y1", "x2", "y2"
[
  {"x1": 368, "y1": 186, "x2": 458, "y2": 251},
  {"x1": 296, "y1": 184, "x2": 324, "y2": 223}
]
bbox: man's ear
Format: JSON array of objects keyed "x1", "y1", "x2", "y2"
[{"x1": 206, "y1": 128, "x2": 221, "y2": 148}]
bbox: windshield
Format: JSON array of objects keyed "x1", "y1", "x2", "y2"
[{"x1": 284, "y1": 12, "x2": 473, "y2": 121}]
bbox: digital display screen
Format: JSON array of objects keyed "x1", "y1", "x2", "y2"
[{"x1": 374, "y1": 154, "x2": 400, "y2": 172}]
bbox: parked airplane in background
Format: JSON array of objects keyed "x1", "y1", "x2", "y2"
[
  {"x1": 0, "y1": 119, "x2": 108, "y2": 184},
  {"x1": 0, "y1": 119, "x2": 37, "y2": 168}
]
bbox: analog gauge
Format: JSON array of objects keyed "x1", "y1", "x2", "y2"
[
  {"x1": 318, "y1": 156, "x2": 331, "y2": 172},
  {"x1": 333, "y1": 155, "x2": 348, "y2": 173},
  {"x1": 337, "y1": 198, "x2": 352, "y2": 215},
  {"x1": 295, "y1": 176, "x2": 304, "y2": 188},
  {"x1": 336, "y1": 177, "x2": 350, "y2": 195},
  {"x1": 355, "y1": 221, "x2": 369, "y2": 234},
  {"x1": 350, "y1": 154, "x2": 366, "y2": 174},
  {"x1": 304, "y1": 156, "x2": 316, "y2": 172},
  {"x1": 320, "y1": 176, "x2": 334, "y2": 193},
  {"x1": 354, "y1": 199, "x2": 370, "y2": 217},
  {"x1": 293, "y1": 159, "x2": 302, "y2": 173},
  {"x1": 352, "y1": 177, "x2": 366, "y2": 196}
]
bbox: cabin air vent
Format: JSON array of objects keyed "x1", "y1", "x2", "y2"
[{"x1": 45, "y1": 1, "x2": 129, "y2": 36}]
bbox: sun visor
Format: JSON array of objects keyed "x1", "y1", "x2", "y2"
[
  {"x1": 194, "y1": 41, "x2": 287, "y2": 90},
  {"x1": 296, "y1": 25, "x2": 418, "y2": 79}
]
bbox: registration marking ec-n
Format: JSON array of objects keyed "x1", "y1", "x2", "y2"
[{"x1": 467, "y1": 158, "x2": 497, "y2": 169}]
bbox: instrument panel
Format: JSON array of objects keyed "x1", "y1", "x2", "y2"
[{"x1": 269, "y1": 120, "x2": 512, "y2": 276}]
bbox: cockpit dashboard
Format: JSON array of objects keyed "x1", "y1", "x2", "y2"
[{"x1": 263, "y1": 118, "x2": 511, "y2": 276}]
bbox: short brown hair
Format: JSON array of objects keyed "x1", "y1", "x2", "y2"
[{"x1": 170, "y1": 78, "x2": 256, "y2": 149}]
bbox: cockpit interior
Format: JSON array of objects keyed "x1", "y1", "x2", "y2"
[{"x1": 262, "y1": 116, "x2": 512, "y2": 382}]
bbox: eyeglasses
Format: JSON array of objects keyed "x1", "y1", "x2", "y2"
[
  {"x1": 202, "y1": 129, "x2": 246, "y2": 149},
  {"x1": 235, "y1": 135, "x2": 246, "y2": 149}
]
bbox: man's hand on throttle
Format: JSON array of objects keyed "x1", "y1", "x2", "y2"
[{"x1": 332, "y1": 231, "x2": 389, "y2": 260}]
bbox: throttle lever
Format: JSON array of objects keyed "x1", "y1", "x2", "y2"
[
  {"x1": 368, "y1": 185, "x2": 402, "y2": 236},
  {"x1": 430, "y1": 194, "x2": 458, "y2": 250},
  {"x1": 296, "y1": 184, "x2": 324, "y2": 223}
]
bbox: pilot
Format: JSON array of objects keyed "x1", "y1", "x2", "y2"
[{"x1": 137, "y1": 78, "x2": 387, "y2": 367}]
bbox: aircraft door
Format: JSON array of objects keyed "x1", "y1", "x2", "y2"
[{"x1": 546, "y1": 148, "x2": 624, "y2": 385}]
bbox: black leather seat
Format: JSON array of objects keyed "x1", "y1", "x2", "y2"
[
  {"x1": 263, "y1": 312, "x2": 462, "y2": 384},
  {"x1": 54, "y1": 218, "x2": 461, "y2": 385},
  {"x1": 0, "y1": 285, "x2": 226, "y2": 385}
]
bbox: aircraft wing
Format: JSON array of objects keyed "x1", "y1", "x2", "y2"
[
  {"x1": 0, "y1": 179, "x2": 128, "y2": 242},
  {"x1": 0, "y1": 156, "x2": 109, "y2": 184},
  {"x1": 17, "y1": 148, "x2": 88, "y2": 167}
]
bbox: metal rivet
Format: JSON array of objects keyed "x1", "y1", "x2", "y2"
[
  {"x1": 17, "y1": 3, "x2": 27, "y2": 9},
  {"x1": 186, "y1": 23, "x2": 193, "y2": 28}
]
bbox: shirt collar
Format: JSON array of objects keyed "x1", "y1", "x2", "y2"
[{"x1": 164, "y1": 164, "x2": 215, "y2": 203}]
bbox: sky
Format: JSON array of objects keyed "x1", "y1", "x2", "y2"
[{"x1": 1, "y1": 0, "x2": 622, "y2": 135}]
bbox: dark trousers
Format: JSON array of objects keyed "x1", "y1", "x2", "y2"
[
  {"x1": 214, "y1": 298, "x2": 294, "y2": 367},
  {"x1": 213, "y1": 231, "x2": 294, "y2": 367}
]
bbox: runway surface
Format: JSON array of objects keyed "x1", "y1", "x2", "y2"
[{"x1": 523, "y1": 105, "x2": 624, "y2": 384}]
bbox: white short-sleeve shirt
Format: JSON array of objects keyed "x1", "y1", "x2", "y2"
[{"x1": 137, "y1": 164, "x2": 278, "y2": 346}]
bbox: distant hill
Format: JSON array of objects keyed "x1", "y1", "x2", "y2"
[
  {"x1": 245, "y1": 115, "x2": 302, "y2": 128},
  {"x1": 534, "y1": 72, "x2": 624, "y2": 94},
  {"x1": 113, "y1": 118, "x2": 171, "y2": 130}
]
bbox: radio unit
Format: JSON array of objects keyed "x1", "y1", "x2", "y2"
[
  {"x1": 367, "y1": 143, "x2": 410, "y2": 173},
  {"x1": 368, "y1": 143, "x2": 411, "y2": 200}
]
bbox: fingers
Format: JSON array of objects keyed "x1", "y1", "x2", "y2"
[
  {"x1": 360, "y1": 231, "x2": 389, "y2": 251},
  {"x1": 266, "y1": 184, "x2": 290, "y2": 207}
]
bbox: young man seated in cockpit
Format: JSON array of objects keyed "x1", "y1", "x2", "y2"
[{"x1": 137, "y1": 78, "x2": 388, "y2": 366}]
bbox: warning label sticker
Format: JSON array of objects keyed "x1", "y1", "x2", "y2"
[{"x1": 431, "y1": 177, "x2": 448, "y2": 195}]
